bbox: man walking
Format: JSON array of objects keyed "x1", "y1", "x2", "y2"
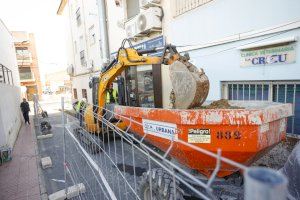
[{"x1": 20, "y1": 98, "x2": 30, "y2": 124}]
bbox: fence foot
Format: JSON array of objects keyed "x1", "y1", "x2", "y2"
[
  {"x1": 41, "y1": 157, "x2": 52, "y2": 169},
  {"x1": 48, "y1": 183, "x2": 86, "y2": 200}
]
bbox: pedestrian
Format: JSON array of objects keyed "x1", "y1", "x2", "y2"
[
  {"x1": 76, "y1": 98, "x2": 87, "y2": 127},
  {"x1": 20, "y1": 98, "x2": 30, "y2": 124}
]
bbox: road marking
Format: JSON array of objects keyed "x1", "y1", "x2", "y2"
[{"x1": 51, "y1": 179, "x2": 65, "y2": 183}]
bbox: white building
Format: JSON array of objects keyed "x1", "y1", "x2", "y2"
[
  {"x1": 57, "y1": 0, "x2": 104, "y2": 103},
  {"x1": 0, "y1": 19, "x2": 21, "y2": 148},
  {"x1": 58, "y1": 0, "x2": 300, "y2": 136}
]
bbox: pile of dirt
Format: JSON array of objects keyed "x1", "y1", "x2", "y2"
[
  {"x1": 253, "y1": 137, "x2": 299, "y2": 169},
  {"x1": 198, "y1": 99, "x2": 243, "y2": 109}
]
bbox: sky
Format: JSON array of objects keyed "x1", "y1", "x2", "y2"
[{"x1": 0, "y1": 0, "x2": 68, "y2": 84}]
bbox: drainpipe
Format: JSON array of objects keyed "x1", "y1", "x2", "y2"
[{"x1": 96, "y1": 0, "x2": 110, "y2": 67}]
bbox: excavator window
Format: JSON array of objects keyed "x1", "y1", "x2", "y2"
[{"x1": 90, "y1": 77, "x2": 99, "y2": 106}]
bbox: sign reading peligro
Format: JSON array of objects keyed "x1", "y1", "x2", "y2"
[{"x1": 240, "y1": 44, "x2": 296, "y2": 67}]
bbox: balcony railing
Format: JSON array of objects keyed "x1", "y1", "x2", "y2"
[
  {"x1": 17, "y1": 60, "x2": 32, "y2": 66},
  {"x1": 0, "y1": 64, "x2": 14, "y2": 85},
  {"x1": 16, "y1": 52, "x2": 32, "y2": 61},
  {"x1": 19, "y1": 72, "x2": 34, "y2": 81},
  {"x1": 173, "y1": 0, "x2": 213, "y2": 17}
]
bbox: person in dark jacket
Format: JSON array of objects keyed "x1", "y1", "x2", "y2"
[{"x1": 20, "y1": 98, "x2": 30, "y2": 124}]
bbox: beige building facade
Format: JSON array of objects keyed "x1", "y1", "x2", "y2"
[{"x1": 12, "y1": 31, "x2": 42, "y2": 100}]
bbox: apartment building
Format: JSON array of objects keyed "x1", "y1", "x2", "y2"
[
  {"x1": 12, "y1": 31, "x2": 42, "y2": 100},
  {"x1": 0, "y1": 19, "x2": 21, "y2": 148},
  {"x1": 58, "y1": 0, "x2": 300, "y2": 136},
  {"x1": 57, "y1": 0, "x2": 104, "y2": 103}
]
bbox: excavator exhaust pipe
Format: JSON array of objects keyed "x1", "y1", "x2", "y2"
[{"x1": 169, "y1": 60, "x2": 209, "y2": 109}]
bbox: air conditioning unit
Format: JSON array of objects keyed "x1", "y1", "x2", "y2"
[
  {"x1": 139, "y1": 0, "x2": 161, "y2": 9},
  {"x1": 125, "y1": 18, "x2": 138, "y2": 38},
  {"x1": 136, "y1": 7, "x2": 162, "y2": 36},
  {"x1": 124, "y1": 7, "x2": 162, "y2": 38}
]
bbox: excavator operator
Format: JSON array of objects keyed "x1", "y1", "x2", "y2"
[{"x1": 106, "y1": 83, "x2": 118, "y2": 104}]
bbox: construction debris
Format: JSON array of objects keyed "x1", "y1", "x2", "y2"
[{"x1": 199, "y1": 99, "x2": 243, "y2": 109}]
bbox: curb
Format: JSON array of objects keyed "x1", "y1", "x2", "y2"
[{"x1": 31, "y1": 117, "x2": 48, "y2": 200}]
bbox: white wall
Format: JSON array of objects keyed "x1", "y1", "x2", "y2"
[
  {"x1": 0, "y1": 19, "x2": 19, "y2": 85},
  {"x1": 0, "y1": 85, "x2": 21, "y2": 148},
  {"x1": 168, "y1": 0, "x2": 300, "y2": 46},
  {"x1": 165, "y1": 0, "x2": 300, "y2": 100},
  {"x1": 72, "y1": 74, "x2": 93, "y2": 104},
  {"x1": 188, "y1": 29, "x2": 300, "y2": 100},
  {"x1": 0, "y1": 19, "x2": 21, "y2": 148}
]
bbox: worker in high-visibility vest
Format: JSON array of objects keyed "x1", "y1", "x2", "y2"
[
  {"x1": 75, "y1": 98, "x2": 87, "y2": 127},
  {"x1": 106, "y1": 83, "x2": 118, "y2": 104}
]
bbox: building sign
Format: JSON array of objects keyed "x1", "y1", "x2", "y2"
[
  {"x1": 240, "y1": 44, "x2": 296, "y2": 67},
  {"x1": 142, "y1": 119, "x2": 178, "y2": 140},
  {"x1": 111, "y1": 35, "x2": 165, "y2": 58}
]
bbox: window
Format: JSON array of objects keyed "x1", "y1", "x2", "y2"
[
  {"x1": 80, "y1": 50, "x2": 86, "y2": 66},
  {"x1": 222, "y1": 81, "x2": 300, "y2": 136},
  {"x1": 226, "y1": 83, "x2": 269, "y2": 101},
  {"x1": 73, "y1": 88, "x2": 78, "y2": 99},
  {"x1": 88, "y1": 25, "x2": 96, "y2": 46},
  {"x1": 74, "y1": 41, "x2": 77, "y2": 54},
  {"x1": 82, "y1": 89, "x2": 87, "y2": 101},
  {"x1": 126, "y1": 0, "x2": 140, "y2": 19},
  {"x1": 125, "y1": 65, "x2": 155, "y2": 108},
  {"x1": 16, "y1": 47, "x2": 31, "y2": 60},
  {"x1": 19, "y1": 67, "x2": 33, "y2": 80},
  {"x1": 75, "y1": 8, "x2": 81, "y2": 26}
]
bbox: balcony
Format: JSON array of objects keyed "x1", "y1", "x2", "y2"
[
  {"x1": 172, "y1": 0, "x2": 213, "y2": 17},
  {"x1": 19, "y1": 72, "x2": 35, "y2": 82},
  {"x1": 17, "y1": 52, "x2": 32, "y2": 66}
]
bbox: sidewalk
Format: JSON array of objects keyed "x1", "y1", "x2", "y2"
[{"x1": 0, "y1": 122, "x2": 41, "y2": 200}]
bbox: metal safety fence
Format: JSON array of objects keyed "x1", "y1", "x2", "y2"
[
  {"x1": 0, "y1": 64, "x2": 14, "y2": 85},
  {"x1": 34, "y1": 96, "x2": 289, "y2": 200}
]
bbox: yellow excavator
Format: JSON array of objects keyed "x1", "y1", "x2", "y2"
[{"x1": 84, "y1": 39, "x2": 209, "y2": 132}]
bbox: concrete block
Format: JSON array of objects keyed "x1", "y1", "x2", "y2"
[
  {"x1": 48, "y1": 183, "x2": 86, "y2": 200},
  {"x1": 37, "y1": 134, "x2": 53, "y2": 140},
  {"x1": 41, "y1": 157, "x2": 52, "y2": 169},
  {"x1": 48, "y1": 189, "x2": 66, "y2": 200},
  {"x1": 77, "y1": 183, "x2": 86, "y2": 193},
  {"x1": 66, "y1": 185, "x2": 80, "y2": 199}
]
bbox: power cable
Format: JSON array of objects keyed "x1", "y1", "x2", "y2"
[
  {"x1": 175, "y1": 20, "x2": 300, "y2": 48},
  {"x1": 185, "y1": 28, "x2": 297, "y2": 59}
]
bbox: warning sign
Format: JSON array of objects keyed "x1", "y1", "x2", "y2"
[{"x1": 188, "y1": 129, "x2": 211, "y2": 143}]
